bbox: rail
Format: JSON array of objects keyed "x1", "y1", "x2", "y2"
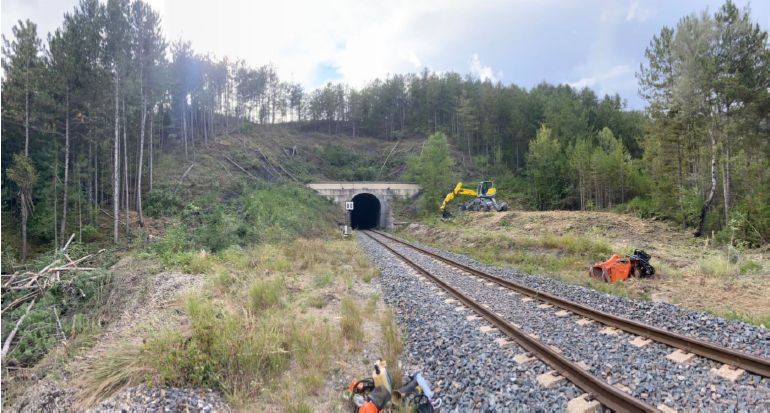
[
  {"x1": 362, "y1": 231, "x2": 659, "y2": 413},
  {"x1": 371, "y1": 230, "x2": 770, "y2": 378}
]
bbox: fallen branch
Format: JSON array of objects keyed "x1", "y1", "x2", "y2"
[
  {"x1": 2, "y1": 299, "x2": 36, "y2": 359},
  {"x1": 1, "y1": 249, "x2": 105, "y2": 314},
  {"x1": 61, "y1": 233, "x2": 76, "y2": 252},
  {"x1": 52, "y1": 305, "x2": 67, "y2": 345},
  {"x1": 172, "y1": 163, "x2": 195, "y2": 195},
  {"x1": 223, "y1": 154, "x2": 259, "y2": 180},
  {"x1": 377, "y1": 140, "x2": 400, "y2": 180},
  {"x1": 254, "y1": 146, "x2": 283, "y2": 180}
]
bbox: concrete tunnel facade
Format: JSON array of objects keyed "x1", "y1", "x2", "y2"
[{"x1": 306, "y1": 182, "x2": 421, "y2": 229}]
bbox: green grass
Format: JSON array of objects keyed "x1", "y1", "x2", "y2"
[
  {"x1": 697, "y1": 252, "x2": 760, "y2": 278},
  {"x1": 719, "y1": 310, "x2": 770, "y2": 328},
  {"x1": 312, "y1": 273, "x2": 333, "y2": 288},
  {"x1": 698, "y1": 254, "x2": 738, "y2": 277},
  {"x1": 248, "y1": 278, "x2": 286, "y2": 312},
  {"x1": 340, "y1": 296, "x2": 364, "y2": 345},
  {"x1": 380, "y1": 309, "x2": 404, "y2": 389}
]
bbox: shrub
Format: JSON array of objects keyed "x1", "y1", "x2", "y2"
[
  {"x1": 80, "y1": 225, "x2": 99, "y2": 242},
  {"x1": 617, "y1": 196, "x2": 657, "y2": 219},
  {"x1": 144, "y1": 189, "x2": 183, "y2": 218},
  {"x1": 144, "y1": 295, "x2": 290, "y2": 397},
  {"x1": 248, "y1": 278, "x2": 285, "y2": 311}
]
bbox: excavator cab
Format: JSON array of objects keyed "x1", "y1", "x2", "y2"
[{"x1": 477, "y1": 181, "x2": 496, "y2": 197}]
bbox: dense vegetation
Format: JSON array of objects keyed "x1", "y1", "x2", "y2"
[{"x1": 2, "y1": 0, "x2": 768, "y2": 273}]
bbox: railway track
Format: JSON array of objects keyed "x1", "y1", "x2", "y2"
[
  {"x1": 361, "y1": 230, "x2": 658, "y2": 412},
  {"x1": 361, "y1": 230, "x2": 770, "y2": 412},
  {"x1": 369, "y1": 229, "x2": 770, "y2": 378}
]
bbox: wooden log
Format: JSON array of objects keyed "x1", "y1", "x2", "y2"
[
  {"x1": 223, "y1": 154, "x2": 259, "y2": 180},
  {"x1": 61, "y1": 233, "x2": 76, "y2": 252},
  {"x1": 172, "y1": 163, "x2": 195, "y2": 195},
  {"x1": 2, "y1": 299, "x2": 36, "y2": 358}
]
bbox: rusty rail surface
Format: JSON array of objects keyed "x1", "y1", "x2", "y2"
[
  {"x1": 362, "y1": 231, "x2": 659, "y2": 413},
  {"x1": 371, "y1": 230, "x2": 770, "y2": 378}
]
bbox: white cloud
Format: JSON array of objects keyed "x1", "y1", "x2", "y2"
[
  {"x1": 469, "y1": 53, "x2": 501, "y2": 82},
  {"x1": 569, "y1": 64, "x2": 631, "y2": 90},
  {"x1": 626, "y1": 1, "x2": 656, "y2": 23}
]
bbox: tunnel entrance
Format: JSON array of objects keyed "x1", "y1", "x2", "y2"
[{"x1": 351, "y1": 193, "x2": 380, "y2": 229}]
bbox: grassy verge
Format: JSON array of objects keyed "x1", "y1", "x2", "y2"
[{"x1": 77, "y1": 236, "x2": 397, "y2": 410}]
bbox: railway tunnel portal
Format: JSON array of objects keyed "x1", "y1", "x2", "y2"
[{"x1": 306, "y1": 182, "x2": 421, "y2": 229}]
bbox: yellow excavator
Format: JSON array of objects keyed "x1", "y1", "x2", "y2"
[{"x1": 440, "y1": 181, "x2": 508, "y2": 219}]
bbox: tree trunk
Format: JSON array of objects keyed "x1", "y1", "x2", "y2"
[
  {"x1": 113, "y1": 72, "x2": 120, "y2": 243},
  {"x1": 20, "y1": 193, "x2": 28, "y2": 261},
  {"x1": 695, "y1": 129, "x2": 718, "y2": 237},
  {"x1": 190, "y1": 105, "x2": 195, "y2": 152},
  {"x1": 136, "y1": 87, "x2": 146, "y2": 228},
  {"x1": 203, "y1": 104, "x2": 208, "y2": 146},
  {"x1": 78, "y1": 174, "x2": 82, "y2": 243},
  {"x1": 123, "y1": 99, "x2": 129, "y2": 235},
  {"x1": 60, "y1": 92, "x2": 70, "y2": 245},
  {"x1": 94, "y1": 139, "x2": 99, "y2": 223},
  {"x1": 88, "y1": 141, "x2": 94, "y2": 225},
  {"x1": 182, "y1": 105, "x2": 188, "y2": 161},
  {"x1": 149, "y1": 110, "x2": 153, "y2": 193},
  {"x1": 24, "y1": 76, "x2": 30, "y2": 156},
  {"x1": 722, "y1": 144, "x2": 731, "y2": 228}
]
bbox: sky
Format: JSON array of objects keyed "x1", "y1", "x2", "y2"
[{"x1": 3, "y1": 0, "x2": 769, "y2": 109}]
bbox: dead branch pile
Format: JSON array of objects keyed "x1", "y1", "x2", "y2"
[{"x1": 1, "y1": 235, "x2": 105, "y2": 316}]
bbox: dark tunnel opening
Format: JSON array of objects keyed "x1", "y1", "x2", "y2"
[{"x1": 351, "y1": 193, "x2": 380, "y2": 229}]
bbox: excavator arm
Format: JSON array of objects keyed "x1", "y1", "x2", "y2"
[
  {"x1": 440, "y1": 180, "x2": 507, "y2": 218},
  {"x1": 440, "y1": 182, "x2": 478, "y2": 213}
]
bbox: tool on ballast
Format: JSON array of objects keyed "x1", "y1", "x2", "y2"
[
  {"x1": 372, "y1": 359, "x2": 393, "y2": 392},
  {"x1": 341, "y1": 360, "x2": 393, "y2": 412},
  {"x1": 588, "y1": 249, "x2": 655, "y2": 283},
  {"x1": 440, "y1": 181, "x2": 508, "y2": 219},
  {"x1": 392, "y1": 372, "x2": 441, "y2": 412}
]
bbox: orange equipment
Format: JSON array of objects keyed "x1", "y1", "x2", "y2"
[{"x1": 588, "y1": 250, "x2": 655, "y2": 283}]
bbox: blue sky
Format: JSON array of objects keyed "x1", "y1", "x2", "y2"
[{"x1": 3, "y1": 0, "x2": 769, "y2": 109}]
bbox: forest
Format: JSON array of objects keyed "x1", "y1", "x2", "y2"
[{"x1": 2, "y1": 0, "x2": 769, "y2": 266}]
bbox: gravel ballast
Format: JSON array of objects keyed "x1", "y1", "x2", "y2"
[
  {"x1": 91, "y1": 385, "x2": 230, "y2": 412},
  {"x1": 360, "y1": 233, "x2": 585, "y2": 411},
  {"x1": 360, "y1": 231, "x2": 770, "y2": 411}
]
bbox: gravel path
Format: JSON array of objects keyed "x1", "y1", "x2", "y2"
[{"x1": 360, "y1": 232, "x2": 770, "y2": 412}]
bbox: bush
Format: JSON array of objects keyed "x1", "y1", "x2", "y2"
[
  {"x1": 144, "y1": 189, "x2": 183, "y2": 218},
  {"x1": 617, "y1": 196, "x2": 657, "y2": 219},
  {"x1": 80, "y1": 225, "x2": 99, "y2": 242},
  {"x1": 145, "y1": 295, "x2": 290, "y2": 398},
  {"x1": 151, "y1": 184, "x2": 337, "y2": 269}
]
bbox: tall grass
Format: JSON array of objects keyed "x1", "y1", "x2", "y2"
[
  {"x1": 380, "y1": 309, "x2": 404, "y2": 389},
  {"x1": 340, "y1": 296, "x2": 364, "y2": 345},
  {"x1": 248, "y1": 278, "x2": 285, "y2": 311}
]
